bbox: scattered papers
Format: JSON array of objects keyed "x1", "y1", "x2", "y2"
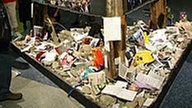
[
  {"x1": 136, "y1": 73, "x2": 165, "y2": 89},
  {"x1": 12, "y1": 18, "x2": 192, "y2": 108},
  {"x1": 102, "y1": 85, "x2": 137, "y2": 101}
]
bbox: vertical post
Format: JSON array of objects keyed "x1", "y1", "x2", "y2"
[
  {"x1": 106, "y1": 0, "x2": 127, "y2": 79},
  {"x1": 150, "y1": 0, "x2": 167, "y2": 29},
  {"x1": 114, "y1": 0, "x2": 127, "y2": 64},
  {"x1": 106, "y1": 0, "x2": 117, "y2": 78}
]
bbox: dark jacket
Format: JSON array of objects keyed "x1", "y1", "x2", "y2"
[{"x1": 0, "y1": 1, "x2": 11, "y2": 52}]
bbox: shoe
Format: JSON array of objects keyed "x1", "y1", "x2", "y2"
[
  {"x1": 12, "y1": 61, "x2": 30, "y2": 70},
  {"x1": 0, "y1": 92, "x2": 23, "y2": 102},
  {"x1": 12, "y1": 69, "x2": 21, "y2": 78}
]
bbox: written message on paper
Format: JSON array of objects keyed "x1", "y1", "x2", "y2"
[{"x1": 104, "y1": 17, "x2": 121, "y2": 41}]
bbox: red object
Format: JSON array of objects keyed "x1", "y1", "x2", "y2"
[
  {"x1": 84, "y1": 38, "x2": 91, "y2": 44},
  {"x1": 55, "y1": 48, "x2": 61, "y2": 55},
  {"x1": 3, "y1": 0, "x2": 16, "y2": 3},
  {"x1": 148, "y1": 20, "x2": 152, "y2": 29},
  {"x1": 92, "y1": 48, "x2": 104, "y2": 69},
  {"x1": 36, "y1": 52, "x2": 45, "y2": 61}
]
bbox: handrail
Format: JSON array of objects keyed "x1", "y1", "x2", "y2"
[{"x1": 33, "y1": 0, "x2": 158, "y2": 17}]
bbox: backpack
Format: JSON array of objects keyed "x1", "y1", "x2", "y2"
[{"x1": 0, "y1": 2, "x2": 11, "y2": 51}]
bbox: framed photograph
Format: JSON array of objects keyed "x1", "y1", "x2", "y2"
[{"x1": 33, "y1": 25, "x2": 43, "y2": 38}]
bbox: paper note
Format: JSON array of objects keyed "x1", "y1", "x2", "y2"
[
  {"x1": 117, "y1": 88, "x2": 137, "y2": 101},
  {"x1": 118, "y1": 63, "x2": 135, "y2": 81},
  {"x1": 136, "y1": 73, "x2": 164, "y2": 89},
  {"x1": 103, "y1": 17, "x2": 121, "y2": 41},
  {"x1": 88, "y1": 71, "x2": 106, "y2": 86},
  {"x1": 166, "y1": 26, "x2": 180, "y2": 34},
  {"x1": 102, "y1": 85, "x2": 121, "y2": 96},
  {"x1": 115, "y1": 80, "x2": 128, "y2": 88},
  {"x1": 143, "y1": 98, "x2": 154, "y2": 107},
  {"x1": 41, "y1": 52, "x2": 57, "y2": 62},
  {"x1": 118, "y1": 63, "x2": 128, "y2": 79},
  {"x1": 148, "y1": 71, "x2": 165, "y2": 87},
  {"x1": 102, "y1": 85, "x2": 137, "y2": 101}
]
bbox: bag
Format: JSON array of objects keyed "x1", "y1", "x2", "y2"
[{"x1": 0, "y1": 2, "x2": 11, "y2": 50}]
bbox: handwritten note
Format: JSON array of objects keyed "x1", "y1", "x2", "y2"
[{"x1": 103, "y1": 17, "x2": 121, "y2": 41}]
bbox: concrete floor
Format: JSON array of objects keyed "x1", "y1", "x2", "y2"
[
  {"x1": 0, "y1": 77, "x2": 84, "y2": 108},
  {"x1": 0, "y1": 61, "x2": 84, "y2": 108}
]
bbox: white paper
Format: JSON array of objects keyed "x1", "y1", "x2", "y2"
[
  {"x1": 101, "y1": 85, "x2": 121, "y2": 96},
  {"x1": 102, "y1": 85, "x2": 137, "y2": 101},
  {"x1": 21, "y1": 44, "x2": 33, "y2": 52},
  {"x1": 117, "y1": 88, "x2": 137, "y2": 101},
  {"x1": 115, "y1": 80, "x2": 128, "y2": 88},
  {"x1": 136, "y1": 73, "x2": 164, "y2": 89},
  {"x1": 35, "y1": 43, "x2": 48, "y2": 51},
  {"x1": 143, "y1": 98, "x2": 154, "y2": 107},
  {"x1": 104, "y1": 17, "x2": 121, "y2": 41},
  {"x1": 148, "y1": 71, "x2": 165, "y2": 87},
  {"x1": 115, "y1": 57, "x2": 120, "y2": 65},
  {"x1": 166, "y1": 26, "x2": 180, "y2": 34},
  {"x1": 88, "y1": 71, "x2": 106, "y2": 85},
  {"x1": 118, "y1": 63, "x2": 135, "y2": 81},
  {"x1": 118, "y1": 63, "x2": 128, "y2": 79},
  {"x1": 41, "y1": 52, "x2": 57, "y2": 62},
  {"x1": 71, "y1": 32, "x2": 86, "y2": 41},
  {"x1": 149, "y1": 29, "x2": 167, "y2": 44}
]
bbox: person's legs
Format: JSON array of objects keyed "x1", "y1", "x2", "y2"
[
  {"x1": 4, "y1": 2, "x2": 30, "y2": 70},
  {"x1": 0, "y1": 51, "x2": 11, "y2": 95},
  {"x1": 0, "y1": 50, "x2": 23, "y2": 102},
  {"x1": 4, "y1": 1, "x2": 18, "y2": 32}
]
